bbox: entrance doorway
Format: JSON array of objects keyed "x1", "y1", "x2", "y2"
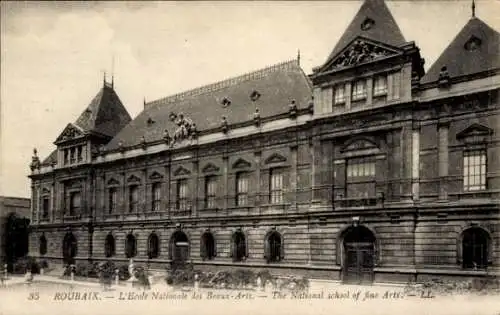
[
  {"x1": 62, "y1": 232, "x2": 77, "y2": 265},
  {"x1": 342, "y1": 226, "x2": 376, "y2": 284},
  {"x1": 170, "y1": 231, "x2": 189, "y2": 266}
]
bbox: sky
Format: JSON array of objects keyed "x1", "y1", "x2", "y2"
[{"x1": 1, "y1": 0, "x2": 499, "y2": 198}]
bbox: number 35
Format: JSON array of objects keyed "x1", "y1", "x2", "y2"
[{"x1": 28, "y1": 292, "x2": 39, "y2": 300}]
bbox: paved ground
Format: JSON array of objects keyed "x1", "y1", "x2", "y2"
[{"x1": 0, "y1": 275, "x2": 499, "y2": 315}]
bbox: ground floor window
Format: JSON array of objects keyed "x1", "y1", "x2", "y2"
[
  {"x1": 39, "y1": 234, "x2": 47, "y2": 256},
  {"x1": 265, "y1": 231, "x2": 283, "y2": 263},
  {"x1": 200, "y1": 232, "x2": 216, "y2": 260},
  {"x1": 462, "y1": 227, "x2": 489, "y2": 269},
  {"x1": 148, "y1": 233, "x2": 160, "y2": 259},
  {"x1": 231, "y1": 230, "x2": 247, "y2": 262},
  {"x1": 105, "y1": 234, "x2": 115, "y2": 258},
  {"x1": 125, "y1": 234, "x2": 137, "y2": 258}
]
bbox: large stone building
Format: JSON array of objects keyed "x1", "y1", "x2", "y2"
[
  {"x1": 28, "y1": 0, "x2": 499, "y2": 284},
  {"x1": 0, "y1": 196, "x2": 31, "y2": 268}
]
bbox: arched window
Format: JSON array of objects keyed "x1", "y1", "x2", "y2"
[
  {"x1": 39, "y1": 235, "x2": 48, "y2": 256},
  {"x1": 264, "y1": 231, "x2": 283, "y2": 263},
  {"x1": 169, "y1": 231, "x2": 190, "y2": 263},
  {"x1": 462, "y1": 227, "x2": 489, "y2": 269},
  {"x1": 105, "y1": 234, "x2": 115, "y2": 258},
  {"x1": 125, "y1": 234, "x2": 137, "y2": 258},
  {"x1": 62, "y1": 232, "x2": 77, "y2": 264},
  {"x1": 148, "y1": 233, "x2": 160, "y2": 259},
  {"x1": 231, "y1": 230, "x2": 247, "y2": 262},
  {"x1": 200, "y1": 232, "x2": 216, "y2": 261}
]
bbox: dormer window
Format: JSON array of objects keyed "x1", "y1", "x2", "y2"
[
  {"x1": 250, "y1": 90, "x2": 261, "y2": 102},
  {"x1": 373, "y1": 75, "x2": 388, "y2": 96},
  {"x1": 62, "y1": 145, "x2": 85, "y2": 166},
  {"x1": 221, "y1": 97, "x2": 231, "y2": 107},
  {"x1": 464, "y1": 36, "x2": 482, "y2": 51},
  {"x1": 334, "y1": 84, "x2": 345, "y2": 105},
  {"x1": 352, "y1": 80, "x2": 367, "y2": 101},
  {"x1": 361, "y1": 18, "x2": 375, "y2": 31}
]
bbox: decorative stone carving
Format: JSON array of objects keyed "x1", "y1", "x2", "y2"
[
  {"x1": 30, "y1": 148, "x2": 41, "y2": 171},
  {"x1": 163, "y1": 129, "x2": 171, "y2": 145},
  {"x1": 253, "y1": 108, "x2": 261, "y2": 127},
  {"x1": 289, "y1": 100, "x2": 297, "y2": 119},
  {"x1": 221, "y1": 116, "x2": 229, "y2": 134},
  {"x1": 140, "y1": 136, "x2": 147, "y2": 150},
  {"x1": 329, "y1": 40, "x2": 394, "y2": 70},
  {"x1": 170, "y1": 112, "x2": 197, "y2": 145},
  {"x1": 438, "y1": 66, "x2": 450, "y2": 87}
]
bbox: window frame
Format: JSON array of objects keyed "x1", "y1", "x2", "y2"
[
  {"x1": 176, "y1": 179, "x2": 189, "y2": 210},
  {"x1": 128, "y1": 185, "x2": 139, "y2": 213},
  {"x1": 69, "y1": 191, "x2": 81, "y2": 216},
  {"x1": 151, "y1": 182, "x2": 161, "y2": 212},
  {"x1": 373, "y1": 75, "x2": 388, "y2": 97},
  {"x1": 108, "y1": 187, "x2": 118, "y2": 214},
  {"x1": 351, "y1": 80, "x2": 367, "y2": 101},
  {"x1": 235, "y1": 172, "x2": 249, "y2": 207},
  {"x1": 204, "y1": 175, "x2": 218, "y2": 209},
  {"x1": 269, "y1": 168, "x2": 284, "y2": 204},
  {"x1": 463, "y1": 149, "x2": 487, "y2": 192},
  {"x1": 333, "y1": 83, "x2": 346, "y2": 105}
]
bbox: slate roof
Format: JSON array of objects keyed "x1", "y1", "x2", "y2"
[
  {"x1": 74, "y1": 83, "x2": 132, "y2": 137},
  {"x1": 322, "y1": 0, "x2": 406, "y2": 68},
  {"x1": 42, "y1": 83, "x2": 132, "y2": 164},
  {"x1": 106, "y1": 60, "x2": 312, "y2": 150},
  {"x1": 421, "y1": 17, "x2": 500, "y2": 84}
]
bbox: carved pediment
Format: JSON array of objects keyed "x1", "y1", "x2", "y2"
[
  {"x1": 174, "y1": 166, "x2": 191, "y2": 176},
  {"x1": 107, "y1": 178, "x2": 120, "y2": 186},
  {"x1": 41, "y1": 187, "x2": 51, "y2": 195},
  {"x1": 325, "y1": 38, "x2": 399, "y2": 72},
  {"x1": 149, "y1": 171, "x2": 164, "y2": 180},
  {"x1": 202, "y1": 163, "x2": 220, "y2": 173},
  {"x1": 55, "y1": 123, "x2": 84, "y2": 143},
  {"x1": 264, "y1": 153, "x2": 287, "y2": 164},
  {"x1": 232, "y1": 158, "x2": 251, "y2": 169},
  {"x1": 127, "y1": 175, "x2": 141, "y2": 183},
  {"x1": 342, "y1": 138, "x2": 378, "y2": 152},
  {"x1": 457, "y1": 124, "x2": 493, "y2": 143}
]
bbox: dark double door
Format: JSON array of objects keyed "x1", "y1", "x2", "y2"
[{"x1": 343, "y1": 242, "x2": 375, "y2": 284}]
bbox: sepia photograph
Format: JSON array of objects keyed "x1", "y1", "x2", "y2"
[{"x1": 0, "y1": 1, "x2": 499, "y2": 314}]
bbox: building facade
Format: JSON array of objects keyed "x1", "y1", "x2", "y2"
[
  {"x1": 0, "y1": 196, "x2": 31, "y2": 268},
  {"x1": 28, "y1": 0, "x2": 499, "y2": 284}
]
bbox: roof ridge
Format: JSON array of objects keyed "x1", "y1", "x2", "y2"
[{"x1": 147, "y1": 59, "x2": 299, "y2": 107}]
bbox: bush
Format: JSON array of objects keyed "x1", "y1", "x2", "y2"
[{"x1": 11, "y1": 257, "x2": 40, "y2": 274}]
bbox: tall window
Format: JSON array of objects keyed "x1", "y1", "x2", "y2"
[
  {"x1": 176, "y1": 179, "x2": 188, "y2": 210},
  {"x1": 39, "y1": 235, "x2": 47, "y2": 256},
  {"x1": 70, "y1": 147, "x2": 76, "y2": 164},
  {"x1": 373, "y1": 75, "x2": 388, "y2": 96},
  {"x1": 42, "y1": 196, "x2": 50, "y2": 219},
  {"x1": 231, "y1": 231, "x2": 247, "y2": 262},
  {"x1": 334, "y1": 84, "x2": 345, "y2": 104},
  {"x1": 236, "y1": 173, "x2": 249, "y2": 206},
  {"x1": 125, "y1": 234, "x2": 137, "y2": 258},
  {"x1": 152, "y1": 183, "x2": 161, "y2": 212},
  {"x1": 69, "y1": 191, "x2": 81, "y2": 216},
  {"x1": 463, "y1": 150, "x2": 486, "y2": 191},
  {"x1": 129, "y1": 185, "x2": 139, "y2": 212},
  {"x1": 351, "y1": 80, "x2": 367, "y2": 101},
  {"x1": 148, "y1": 233, "x2": 160, "y2": 259},
  {"x1": 64, "y1": 149, "x2": 69, "y2": 165},
  {"x1": 108, "y1": 187, "x2": 117, "y2": 214},
  {"x1": 462, "y1": 228, "x2": 489, "y2": 269},
  {"x1": 270, "y1": 169, "x2": 284, "y2": 204},
  {"x1": 200, "y1": 232, "x2": 216, "y2": 261},
  {"x1": 105, "y1": 234, "x2": 115, "y2": 258},
  {"x1": 205, "y1": 176, "x2": 217, "y2": 209},
  {"x1": 346, "y1": 157, "x2": 376, "y2": 198},
  {"x1": 77, "y1": 146, "x2": 83, "y2": 163},
  {"x1": 265, "y1": 231, "x2": 283, "y2": 263}
]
